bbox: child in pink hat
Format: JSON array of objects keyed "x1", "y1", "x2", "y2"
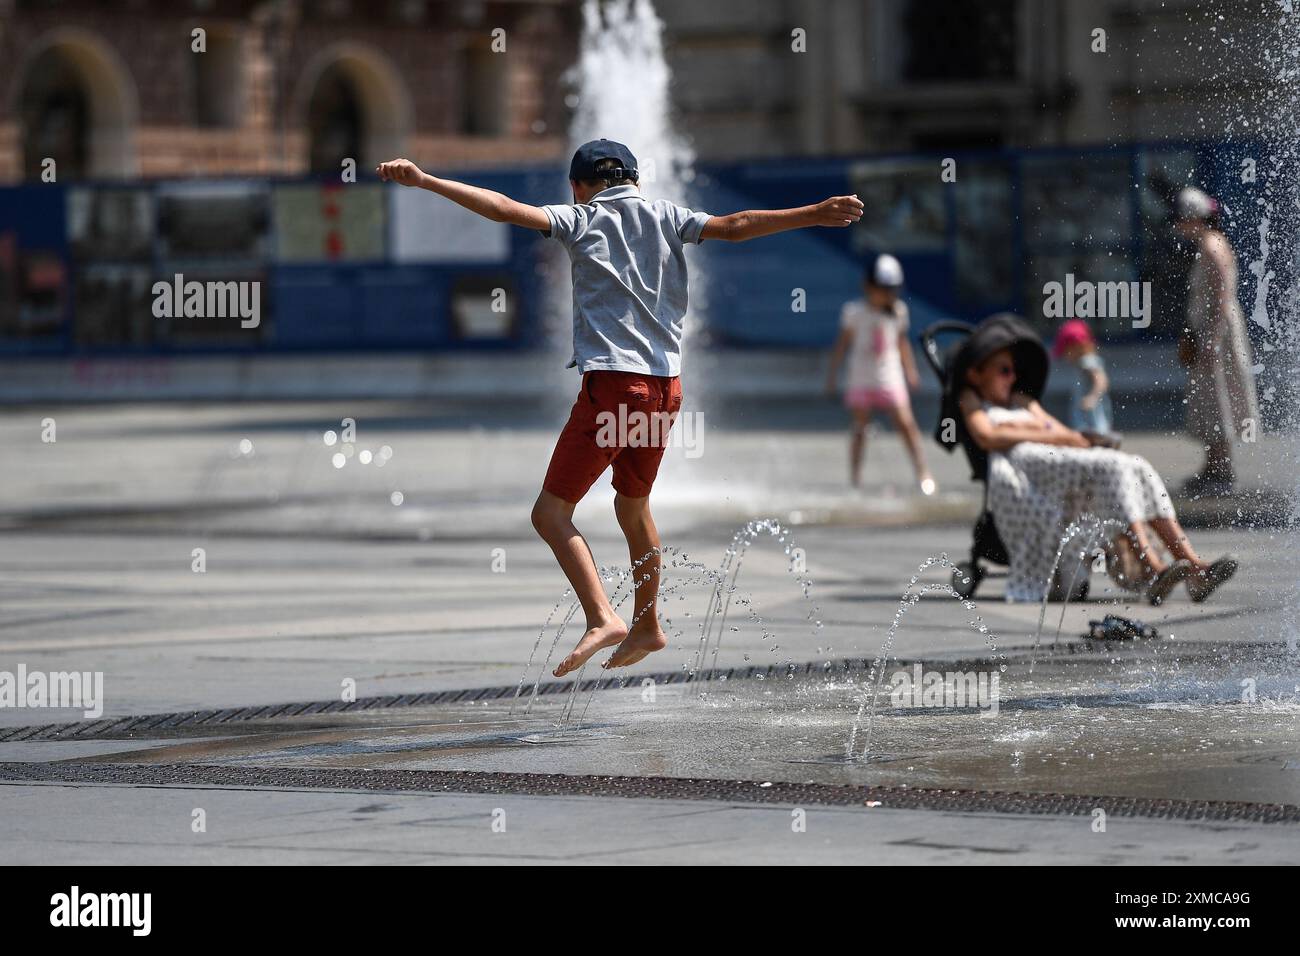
[{"x1": 1053, "y1": 319, "x2": 1114, "y2": 439}]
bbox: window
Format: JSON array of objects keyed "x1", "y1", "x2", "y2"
[
  {"x1": 192, "y1": 31, "x2": 244, "y2": 128},
  {"x1": 19, "y1": 48, "x2": 90, "y2": 180},
  {"x1": 461, "y1": 43, "x2": 507, "y2": 136},
  {"x1": 902, "y1": 0, "x2": 1017, "y2": 83},
  {"x1": 307, "y1": 63, "x2": 364, "y2": 173}
]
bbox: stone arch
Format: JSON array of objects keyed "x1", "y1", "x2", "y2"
[
  {"x1": 13, "y1": 28, "x2": 139, "y2": 179},
  {"x1": 294, "y1": 42, "x2": 412, "y2": 173}
]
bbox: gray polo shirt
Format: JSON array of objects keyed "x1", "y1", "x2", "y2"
[{"x1": 541, "y1": 185, "x2": 711, "y2": 377}]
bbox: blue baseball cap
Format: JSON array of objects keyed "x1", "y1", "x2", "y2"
[{"x1": 569, "y1": 139, "x2": 639, "y2": 183}]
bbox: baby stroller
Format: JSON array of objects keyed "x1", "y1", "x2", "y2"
[{"x1": 919, "y1": 313, "x2": 1090, "y2": 602}]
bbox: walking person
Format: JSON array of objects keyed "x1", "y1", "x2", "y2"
[
  {"x1": 826, "y1": 254, "x2": 935, "y2": 494},
  {"x1": 1175, "y1": 187, "x2": 1258, "y2": 495}
]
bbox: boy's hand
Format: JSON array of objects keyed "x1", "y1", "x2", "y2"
[
  {"x1": 376, "y1": 158, "x2": 426, "y2": 187},
  {"x1": 812, "y1": 195, "x2": 865, "y2": 227}
]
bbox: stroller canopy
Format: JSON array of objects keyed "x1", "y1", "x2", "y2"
[{"x1": 934, "y1": 312, "x2": 1050, "y2": 480}]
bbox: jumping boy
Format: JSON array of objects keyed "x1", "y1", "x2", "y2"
[{"x1": 377, "y1": 141, "x2": 863, "y2": 676}]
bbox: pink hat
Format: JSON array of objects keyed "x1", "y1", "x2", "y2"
[{"x1": 1052, "y1": 319, "x2": 1095, "y2": 359}]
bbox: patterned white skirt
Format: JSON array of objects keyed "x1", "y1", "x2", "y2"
[{"x1": 988, "y1": 443, "x2": 1176, "y2": 602}]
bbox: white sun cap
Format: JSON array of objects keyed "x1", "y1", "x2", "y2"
[
  {"x1": 1176, "y1": 186, "x2": 1216, "y2": 221},
  {"x1": 872, "y1": 253, "x2": 905, "y2": 288}
]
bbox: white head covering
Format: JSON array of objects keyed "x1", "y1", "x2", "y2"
[
  {"x1": 872, "y1": 253, "x2": 905, "y2": 287},
  {"x1": 1176, "y1": 186, "x2": 1217, "y2": 221}
]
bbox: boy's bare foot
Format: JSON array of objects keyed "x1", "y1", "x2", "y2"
[
  {"x1": 553, "y1": 617, "x2": 628, "y2": 677},
  {"x1": 603, "y1": 623, "x2": 668, "y2": 669}
]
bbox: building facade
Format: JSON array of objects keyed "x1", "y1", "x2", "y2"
[
  {"x1": 0, "y1": 0, "x2": 577, "y2": 184},
  {"x1": 658, "y1": 0, "x2": 1270, "y2": 160},
  {"x1": 0, "y1": 0, "x2": 1271, "y2": 180},
  {"x1": 0, "y1": 0, "x2": 1274, "y2": 386}
]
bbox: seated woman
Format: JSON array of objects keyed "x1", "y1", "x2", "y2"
[{"x1": 959, "y1": 345, "x2": 1238, "y2": 604}]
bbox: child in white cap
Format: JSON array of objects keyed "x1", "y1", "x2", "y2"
[{"x1": 826, "y1": 254, "x2": 935, "y2": 494}]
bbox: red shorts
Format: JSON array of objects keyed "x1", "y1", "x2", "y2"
[{"x1": 543, "y1": 371, "x2": 683, "y2": 503}]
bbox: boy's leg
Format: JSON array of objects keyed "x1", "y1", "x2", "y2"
[
  {"x1": 605, "y1": 493, "x2": 668, "y2": 668},
  {"x1": 602, "y1": 374, "x2": 681, "y2": 669},
  {"x1": 536, "y1": 372, "x2": 635, "y2": 678},
  {"x1": 532, "y1": 490, "x2": 628, "y2": 677}
]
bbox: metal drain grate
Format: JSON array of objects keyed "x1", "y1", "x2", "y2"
[
  {"x1": 0, "y1": 658, "x2": 878, "y2": 742},
  {"x1": 1, "y1": 641, "x2": 1285, "y2": 744},
  {"x1": 1, "y1": 761, "x2": 1297, "y2": 823}
]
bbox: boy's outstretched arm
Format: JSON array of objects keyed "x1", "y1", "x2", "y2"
[
  {"x1": 700, "y1": 195, "x2": 864, "y2": 242},
  {"x1": 376, "y1": 158, "x2": 550, "y2": 231}
]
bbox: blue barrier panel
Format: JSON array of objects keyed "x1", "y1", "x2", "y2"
[
  {"x1": 357, "y1": 266, "x2": 453, "y2": 346},
  {"x1": 0, "y1": 142, "x2": 1270, "y2": 355},
  {"x1": 0, "y1": 184, "x2": 71, "y2": 352},
  {"x1": 270, "y1": 267, "x2": 360, "y2": 347}
]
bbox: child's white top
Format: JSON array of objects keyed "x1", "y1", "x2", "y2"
[
  {"x1": 541, "y1": 184, "x2": 711, "y2": 377},
  {"x1": 840, "y1": 297, "x2": 909, "y2": 391}
]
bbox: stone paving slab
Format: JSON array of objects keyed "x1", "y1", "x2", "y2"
[
  {"x1": 3, "y1": 778, "x2": 1296, "y2": 865},
  {"x1": 1, "y1": 399, "x2": 1296, "y2": 864}
]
